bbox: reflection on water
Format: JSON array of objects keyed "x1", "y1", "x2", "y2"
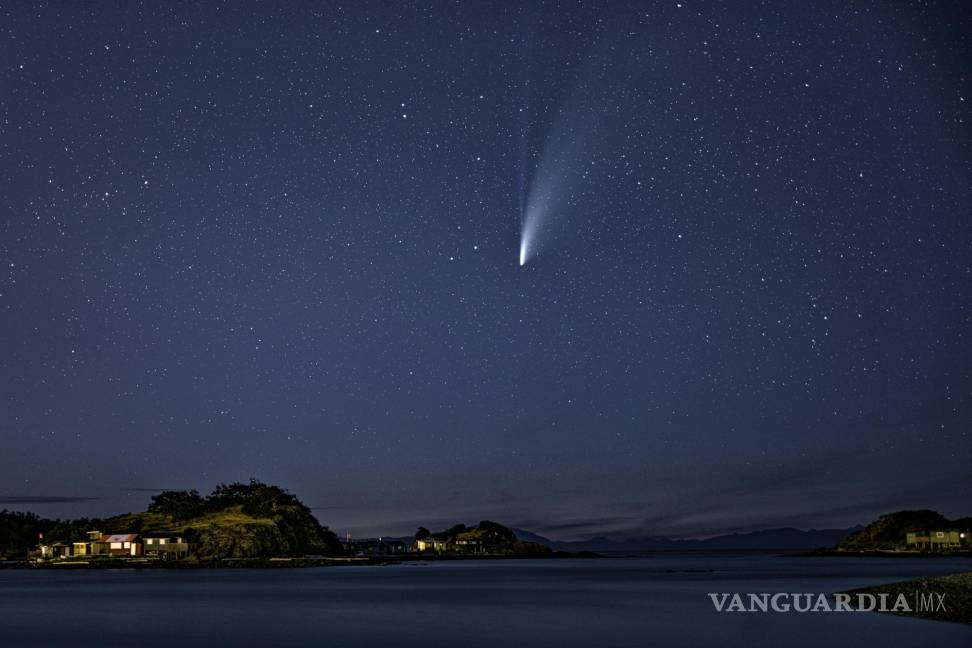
[{"x1": 0, "y1": 553, "x2": 969, "y2": 647}]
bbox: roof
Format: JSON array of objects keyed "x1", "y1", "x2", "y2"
[{"x1": 102, "y1": 534, "x2": 138, "y2": 543}]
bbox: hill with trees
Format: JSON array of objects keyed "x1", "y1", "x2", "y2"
[
  {"x1": 415, "y1": 520, "x2": 551, "y2": 555},
  {"x1": 1, "y1": 481, "x2": 341, "y2": 560},
  {"x1": 837, "y1": 510, "x2": 970, "y2": 551}
]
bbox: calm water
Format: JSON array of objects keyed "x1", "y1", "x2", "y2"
[{"x1": 1, "y1": 553, "x2": 970, "y2": 647}]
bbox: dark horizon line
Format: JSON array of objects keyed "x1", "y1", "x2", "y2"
[{"x1": 5, "y1": 497, "x2": 967, "y2": 545}]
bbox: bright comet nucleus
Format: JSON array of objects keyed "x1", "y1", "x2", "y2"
[
  {"x1": 518, "y1": 214, "x2": 538, "y2": 266},
  {"x1": 518, "y1": 191, "x2": 545, "y2": 267}
]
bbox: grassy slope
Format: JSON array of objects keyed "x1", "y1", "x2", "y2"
[{"x1": 104, "y1": 506, "x2": 290, "y2": 559}]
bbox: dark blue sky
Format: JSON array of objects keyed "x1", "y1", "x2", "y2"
[{"x1": 1, "y1": 1, "x2": 969, "y2": 540}]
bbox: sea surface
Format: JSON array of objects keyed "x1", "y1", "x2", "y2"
[{"x1": 0, "y1": 552, "x2": 970, "y2": 647}]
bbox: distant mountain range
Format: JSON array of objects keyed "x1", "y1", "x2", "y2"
[{"x1": 512, "y1": 526, "x2": 861, "y2": 552}]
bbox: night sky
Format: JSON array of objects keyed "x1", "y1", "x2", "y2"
[{"x1": 1, "y1": 1, "x2": 969, "y2": 540}]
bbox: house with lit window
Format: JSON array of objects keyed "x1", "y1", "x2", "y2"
[
  {"x1": 72, "y1": 530, "x2": 107, "y2": 556},
  {"x1": 69, "y1": 530, "x2": 142, "y2": 557},
  {"x1": 142, "y1": 534, "x2": 190, "y2": 559},
  {"x1": 906, "y1": 529, "x2": 968, "y2": 551},
  {"x1": 342, "y1": 538, "x2": 409, "y2": 555},
  {"x1": 39, "y1": 529, "x2": 154, "y2": 561},
  {"x1": 102, "y1": 533, "x2": 142, "y2": 556},
  {"x1": 413, "y1": 537, "x2": 449, "y2": 552},
  {"x1": 38, "y1": 542, "x2": 72, "y2": 559}
]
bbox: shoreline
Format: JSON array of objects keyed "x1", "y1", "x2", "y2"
[
  {"x1": 7, "y1": 547, "x2": 972, "y2": 569},
  {"x1": 0, "y1": 550, "x2": 601, "y2": 570},
  {"x1": 841, "y1": 572, "x2": 972, "y2": 624},
  {"x1": 793, "y1": 549, "x2": 972, "y2": 558}
]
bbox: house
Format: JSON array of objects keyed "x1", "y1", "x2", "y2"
[
  {"x1": 142, "y1": 534, "x2": 190, "y2": 560},
  {"x1": 906, "y1": 529, "x2": 968, "y2": 551},
  {"x1": 38, "y1": 542, "x2": 72, "y2": 559},
  {"x1": 413, "y1": 537, "x2": 449, "y2": 552},
  {"x1": 929, "y1": 529, "x2": 964, "y2": 550},
  {"x1": 71, "y1": 530, "x2": 142, "y2": 557},
  {"x1": 101, "y1": 533, "x2": 142, "y2": 557},
  {"x1": 454, "y1": 537, "x2": 484, "y2": 553},
  {"x1": 344, "y1": 539, "x2": 409, "y2": 555},
  {"x1": 73, "y1": 530, "x2": 106, "y2": 556},
  {"x1": 381, "y1": 540, "x2": 408, "y2": 554}
]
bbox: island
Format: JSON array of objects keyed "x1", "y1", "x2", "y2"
[
  {"x1": 412, "y1": 520, "x2": 551, "y2": 556},
  {"x1": 0, "y1": 480, "x2": 568, "y2": 567}
]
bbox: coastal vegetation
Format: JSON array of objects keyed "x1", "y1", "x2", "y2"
[{"x1": 135, "y1": 481, "x2": 342, "y2": 558}]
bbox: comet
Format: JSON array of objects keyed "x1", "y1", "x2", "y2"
[
  {"x1": 518, "y1": 186, "x2": 548, "y2": 267},
  {"x1": 519, "y1": 198, "x2": 543, "y2": 267},
  {"x1": 516, "y1": 39, "x2": 615, "y2": 268},
  {"x1": 517, "y1": 89, "x2": 602, "y2": 268},
  {"x1": 518, "y1": 163, "x2": 559, "y2": 267}
]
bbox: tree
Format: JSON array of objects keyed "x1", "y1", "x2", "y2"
[
  {"x1": 478, "y1": 520, "x2": 515, "y2": 542},
  {"x1": 202, "y1": 480, "x2": 341, "y2": 556},
  {"x1": 444, "y1": 523, "x2": 467, "y2": 538},
  {"x1": 208, "y1": 479, "x2": 303, "y2": 517},
  {"x1": 415, "y1": 526, "x2": 431, "y2": 540},
  {"x1": 148, "y1": 490, "x2": 205, "y2": 521}
]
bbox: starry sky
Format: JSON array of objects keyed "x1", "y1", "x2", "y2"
[{"x1": 1, "y1": 1, "x2": 969, "y2": 541}]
